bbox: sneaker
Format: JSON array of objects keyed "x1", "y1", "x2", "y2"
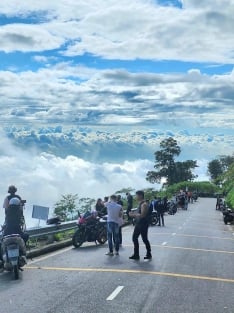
[
  {"x1": 129, "y1": 254, "x2": 140, "y2": 260},
  {"x1": 115, "y1": 251, "x2": 119, "y2": 256},
  {"x1": 105, "y1": 251, "x2": 114, "y2": 256},
  {"x1": 144, "y1": 254, "x2": 152, "y2": 260}
]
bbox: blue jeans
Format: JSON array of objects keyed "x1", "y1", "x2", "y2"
[{"x1": 107, "y1": 222, "x2": 119, "y2": 253}]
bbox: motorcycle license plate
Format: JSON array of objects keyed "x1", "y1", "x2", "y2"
[{"x1": 7, "y1": 248, "x2": 19, "y2": 258}]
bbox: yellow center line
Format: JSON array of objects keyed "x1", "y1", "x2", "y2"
[
  {"x1": 25, "y1": 266, "x2": 234, "y2": 284},
  {"x1": 123, "y1": 244, "x2": 234, "y2": 254}
]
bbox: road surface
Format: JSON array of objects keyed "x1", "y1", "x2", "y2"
[{"x1": 0, "y1": 198, "x2": 233, "y2": 313}]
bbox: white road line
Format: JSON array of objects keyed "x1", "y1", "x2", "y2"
[
  {"x1": 162, "y1": 242, "x2": 167, "y2": 246},
  {"x1": 28, "y1": 246, "x2": 73, "y2": 264},
  {"x1": 106, "y1": 286, "x2": 124, "y2": 301},
  {"x1": 172, "y1": 233, "x2": 176, "y2": 236}
]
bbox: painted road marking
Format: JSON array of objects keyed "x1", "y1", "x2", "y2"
[
  {"x1": 162, "y1": 242, "x2": 167, "y2": 246},
  {"x1": 25, "y1": 266, "x2": 234, "y2": 284},
  {"x1": 147, "y1": 232, "x2": 234, "y2": 241},
  {"x1": 28, "y1": 247, "x2": 73, "y2": 265},
  {"x1": 123, "y1": 244, "x2": 234, "y2": 255},
  {"x1": 106, "y1": 286, "x2": 124, "y2": 301}
]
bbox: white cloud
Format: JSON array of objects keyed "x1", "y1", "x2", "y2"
[
  {"x1": 0, "y1": 65, "x2": 233, "y2": 129},
  {"x1": 0, "y1": 24, "x2": 64, "y2": 52},
  {"x1": 0, "y1": 0, "x2": 234, "y2": 62},
  {"x1": 0, "y1": 131, "x2": 154, "y2": 227}
]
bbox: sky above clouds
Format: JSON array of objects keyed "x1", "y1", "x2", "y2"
[{"x1": 0, "y1": 0, "x2": 234, "y2": 223}]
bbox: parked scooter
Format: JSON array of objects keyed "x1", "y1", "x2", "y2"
[
  {"x1": 223, "y1": 209, "x2": 234, "y2": 225},
  {"x1": 0, "y1": 232, "x2": 27, "y2": 280}
]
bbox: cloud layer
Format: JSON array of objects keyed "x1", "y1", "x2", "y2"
[
  {"x1": 0, "y1": 131, "x2": 155, "y2": 227},
  {"x1": 0, "y1": 65, "x2": 234, "y2": 128},
  {"x1": 0, "y1": 0, "x2": 234, "y2": 63}
]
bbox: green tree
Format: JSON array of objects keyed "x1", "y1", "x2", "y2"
[
  {"x1": 207, "y1": 159, "x2": 223, "y2": 182},
  {"x1": 54, "y1": 194, "x2": 78, "y2": 220},
  {"x1": 78, "y1": 197, "x2": 95, "y2": 213},
  {"x1": 207, "y1": 155, "x2": 234, "y2": 183},
  {"x1": 222, "y1": 162, "x2": 234, "y2": 210},
  {"x1": 146, "y1": 137, "x2": 197, "y2": 185}
]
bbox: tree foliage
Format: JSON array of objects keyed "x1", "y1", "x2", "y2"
[
  {"x1": 54, "y1": 194, "x2": 78, "y2": 220},
  {"x1": 208, "y1": 155, "x2": 234, "y2": 183},
  {"x1": 146, "y1": 137, "x2": 198, "y2": 186},
  {"x1": 54, "y1": 194, "x2": 96, "y2": 220},
  {"x1": 222, "y1": 163, "x2": 234, "y2": 210}
]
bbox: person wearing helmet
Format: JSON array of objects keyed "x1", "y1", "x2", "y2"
[
  {"x1": 3, "y1": 185, "x2": 22, "y2": 213},
  {"x1": 0, "y1": 198, "x2": 28, "y2": 269},
  {"x1": 3, "y1": 198, "x2": 24, "y2": 236}
]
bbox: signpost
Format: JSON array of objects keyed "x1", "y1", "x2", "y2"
[{"x1": 32, "y1": 205, "x2": 49, "y2": 227}]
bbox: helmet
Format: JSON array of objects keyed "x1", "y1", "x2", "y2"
[
  {"x1": 8, "y1": 185, "x2": 17, "y2": 194},
  {"x1": 9, "y1": 197, "x2": 21, "y2": 206}
]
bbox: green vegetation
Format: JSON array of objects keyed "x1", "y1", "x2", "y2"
[
  {"x1": 208, "y1": 155, "x2": 234, "y2": 184},
  {"x1": 222, "y1": 163, "x2": 234, "y2": 210},
  {"x1": 146, "y1": 137, "x2": 198, "y2": 186},
  {"x1": 208, "y1": 154, "x2": 234, "y2": 210},
  {"x1": 139, "y1": 182, "x2": 219, "y2": 202},
  {"x1": 54, "y1": 194, "x2": 95, "y2": 220}
]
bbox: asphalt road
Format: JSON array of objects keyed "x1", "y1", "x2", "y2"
[{"x1": 0, "y1": 198, "x2": 233, "y2": 313}]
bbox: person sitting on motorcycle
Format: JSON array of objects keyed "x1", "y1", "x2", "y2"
[
  {"x1": 3, "y1": 185, "x2": 22, "y2": 214},
  {"x1": 1, "y1": 197, "x2": 27, "y2": 268},
  {"x1": 3, "y1": 197, "x2": 28, "y2": 245}
]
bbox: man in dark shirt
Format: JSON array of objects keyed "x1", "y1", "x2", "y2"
[{"x1": 129, "y1": 191, "x2": 152, "y2": 260}]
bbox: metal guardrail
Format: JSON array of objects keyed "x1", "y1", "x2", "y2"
[
  {"x1": 26, "y1": 221, "x2": 77, "y2": 238},
  {"x1": 0, "y1": 221, "x2": 78, "y2": 241}
]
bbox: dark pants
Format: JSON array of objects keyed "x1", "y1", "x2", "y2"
[
  {"x1": 157, "y1": 212, "x2": 164, "y2": 226},
  {"x1": 132, "y1": 221, "x2": 151, "y2": 257},
  {"x1": 113, "y1": 226, "x2": 122, "y2": 245}
]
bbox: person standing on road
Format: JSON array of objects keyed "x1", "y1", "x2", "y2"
[
  {"x1": 129, "y1": 190, "x2": 152, "y2": 260},
  {"x1": 126, "y1": 192, "x2": 133, "y2": 221},
  {"x1": 105, "y1": 195, "x2": 122, "y2": 256},
  {"x1": 155, "y1": 197, "x2": 165, "y2": 227}
]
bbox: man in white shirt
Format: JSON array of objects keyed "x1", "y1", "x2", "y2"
[{"x1": 105, "y1": 195, "x2": 122, "y2": 256}]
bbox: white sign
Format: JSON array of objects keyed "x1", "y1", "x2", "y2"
[{"x1": 32, "y1": 205, "x2": 49, "y2": 221}]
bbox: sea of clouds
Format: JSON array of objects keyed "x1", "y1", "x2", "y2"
[
  {"x1": 0, "y1": 126, "x2": 217, "y2": 227},
  {"x1": 0, "y1": 130, "x2": 157, "y2": 227}
]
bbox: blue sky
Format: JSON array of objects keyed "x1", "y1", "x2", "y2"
[{"x1": 0, "y1": 0, "x2": 234, "y2": 212}]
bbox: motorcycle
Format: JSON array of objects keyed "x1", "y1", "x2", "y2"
[
  {"x1": 223, "y1": 209, "x2": 234, "y2": 225},
  {"x1": 167, "y1": 201, "x2": 177, "y2": 215},
  {"x1": 0, "y1": 233, "x2": 27, "y2": 280},
  {"x1": 72, "y1": 211, "x2": 107, "y2": 248}
]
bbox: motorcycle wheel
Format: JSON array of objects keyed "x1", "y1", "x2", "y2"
[
  {"x1": 151, "y1": 214, "x2": 159, "y2": 226},
  {"x1": 97, "y1": 230, "x2": 107, "y2": 245},
  {"x1": 224, "y1": 217, "x2": 228, "y2": 225},
  {"x1": 72, "y1": 231, "x2": 84, "y2": 248},
  {"x1": 13, "y1": 265, "x2": 19, "y2": 280}
]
